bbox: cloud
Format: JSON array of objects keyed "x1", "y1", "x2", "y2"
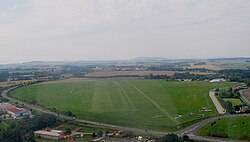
[{"x1": 0, "y1": 0, "x2": 250, "y2": 63}]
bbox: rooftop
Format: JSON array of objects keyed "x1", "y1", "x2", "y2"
[
  {"x1": 8, "y1": 108, "x2": 22, "y2": 113},
  {"x1": 0, "y1": 105, "x2": 17, "y2": 110},
  {"x1": 34, "y1": 130, "x2": 61, "y2": 137}
]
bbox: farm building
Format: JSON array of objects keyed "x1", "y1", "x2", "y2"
[
  {"x1": 0, "y1": 105, "x2": 17, "y2": 111},
  {"x1": 7, "y1": 108, "x2": 31, "y2": 118},
  {"x1": 34, "y1": 130, "x2": 63, "y2": 140},
  {"x1": 0, "y1": 102, "x2": 31, "y2": 118},
  {"x1": 210, "y1": 78, "x2": 226, "y2": 82}
]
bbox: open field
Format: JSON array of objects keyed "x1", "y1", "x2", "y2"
[
  {"x1": 223, "y1": 98, "x2": 244, "y2": 106},
  {"x1": 10, "y1": 79, "x2": 235, "y2": 131},
  {"x1": 0, "y1": 80, "x2": 36, "y2": 87},
  {"x1": 84, "y1": 71, "x2": 214, "y2": 77},
  {"x1": 189, "y1": 64, "x2": 222, "y2": 70},
  {"x1": 199, "y1": 116, "x2": 250, "y2": 140}
]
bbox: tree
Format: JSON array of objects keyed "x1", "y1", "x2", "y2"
[
  {"x1": 234, "y1": 92, "x2": 240, "y2": 98},
  {"x1": 65, "y1": 128, "x2": 72, "y2": 135},
  {"x1": 225, "y1": 101, "x2": 234, "y2": 113},
  {"x1": 92, "y1": 133, "x2": 97, "y2": 138},
  {"x1": 31, "y1": 100, "x2": 37, "y2": 105},
  {"x1": 161, "y1": 134, "x2": 180, "y2": 142},
  {"x1": 247, "y1": 81, "x2": 250, "y2": 87},
  {"x1": 98, "y1": 131, "x2": 103, "y2": 137}
]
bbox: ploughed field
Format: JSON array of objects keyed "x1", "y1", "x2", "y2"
[
  {"x1": 10, "y1": 79, "x2": 234, "y2": 131},
  {"x1": 242, "y1": 89, "x2": 250, "y2": 101}
]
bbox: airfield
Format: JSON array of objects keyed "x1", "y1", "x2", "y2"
[{"x1": 10, "y1": 78, "x2": 235, "y2": 131}]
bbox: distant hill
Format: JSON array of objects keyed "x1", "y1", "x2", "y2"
[
  {"x1": 208, "y1": 57, "x2": 250, "y2": 62},
  {"x1": 131, "y1": 57, "x2": 170, "y2": 61},
  {"x1": 0, "y1": 57, "x2": 249, "y2": 69}
]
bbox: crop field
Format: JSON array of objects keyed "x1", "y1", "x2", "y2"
[
  {"x1": 199, "y1": 116, "x2": 250, "y2": 140},
  {"x1": 84, "y1": 71, "x2": 214, "y2": 77},
  {"x1": 10, "y1": 79, "x2": 234, "y2": 131},
  {"x1": 189, "y1": 64, "x2": 222, "y2": 70}
]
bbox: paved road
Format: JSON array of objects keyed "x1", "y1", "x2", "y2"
[
  {"x1": 1, "y1": 87, "x2": 250, "y2": 142},
  {"x1": 209, "y1": 90, "x2": 226, "y2": 114}
]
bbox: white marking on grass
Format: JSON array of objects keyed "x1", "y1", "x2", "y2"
[{"x1": 124, "y1": 80, "x2": 179, "y2": 124}]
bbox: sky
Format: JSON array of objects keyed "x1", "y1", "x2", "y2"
[{"x1": 0, "y1": 0, "x2": 250, "y2": 64}]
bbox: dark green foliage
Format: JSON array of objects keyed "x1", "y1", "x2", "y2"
[
  {"x1": 65, "y1": 128, "x2": 72, "y2": 135},
  {"x1": 0, "y1": 71, "x2": 9, "y2": 82},
  {"x1": 247, "y1": 81, "x2": 250, "y2": 87},
  {"x1": 31, "y1": 100, "x2": 37, "y2": 105},
  {"x1": 161, "y1": 134, "x2": 180, "y2": 142},
  {"x1": 97, "y1": 131, "x2": 103, "y2": 137},
  {"x1": 161, "y1": 134, "x2": 196, "y2": 142},
  {"x1": 225, "y1": 101, "x2": 234, "y2": 113},
  {"x1": 0, "y1": 114, "x2": 57, "y2": 142},
  {"x1": 218, "y1": 69, "x2": 250, "y2": 84},
  {"x1": 208, "y1": 132, "x2": 229, "y2": 138},
  {"x1": 92, "y1": 133, "x2": 97, "y2": 138}
]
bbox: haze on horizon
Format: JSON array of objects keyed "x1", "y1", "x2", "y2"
[{"x1": 0, "y1": 0, "x2": 250, "y2": 64}]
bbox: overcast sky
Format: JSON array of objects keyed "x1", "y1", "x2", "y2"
[{"x1": 0, "y1": 0, "x2": 250, "y2": 64}]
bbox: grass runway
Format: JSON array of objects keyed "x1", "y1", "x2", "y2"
[{"x1": 10, "y1": 79, "x2": 235, "y2": 131}]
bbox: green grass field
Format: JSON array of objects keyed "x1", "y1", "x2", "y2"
[
  {"x1": 10, "y1": 79, "x2": 235, "y2": 131},
  {"x1": 199, "y1": 116, "x2": 250, "y2": 140},
  {"x1": 223, "y1": 98, "x2": 244, "y2": 106}
]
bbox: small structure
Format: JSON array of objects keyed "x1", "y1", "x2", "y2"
[
  {"x1": 240, "y1": 106, "x2": 250, "y2": 113},
  {"x1": 7, "y1": 108, "x2": 31, "y2": 118},
  {"x1": 34, "y1": 130, "x2": 63, "y2": 140},
  {"x1": 0, "y1": 102, "x2": 32, "y2": 118},
  {"x1": 210, "y1": 78, "x2": 226, "y2": 83}
]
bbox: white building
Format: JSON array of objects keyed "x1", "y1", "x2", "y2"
[
  {"x1": 210, "y1": 78, "x2": 227, "y2": 83},
  {"x1": 34, "y1": 130, "x2": 63, "y2": 140},
  {"x1": 7, "y1": 108, "x2": 31, "y2": 118}
]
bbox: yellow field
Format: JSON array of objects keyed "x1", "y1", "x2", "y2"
[
  {"x1": 189, "y1": 64, "x2": 222, "y2": 70},
  {"x1": 0, "y1": 80, "x2": 37, "y2": 87}
]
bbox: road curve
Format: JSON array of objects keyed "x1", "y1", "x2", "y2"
[{"x1": 1, "y1": 87, "x2": 250, "y2": 142}]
